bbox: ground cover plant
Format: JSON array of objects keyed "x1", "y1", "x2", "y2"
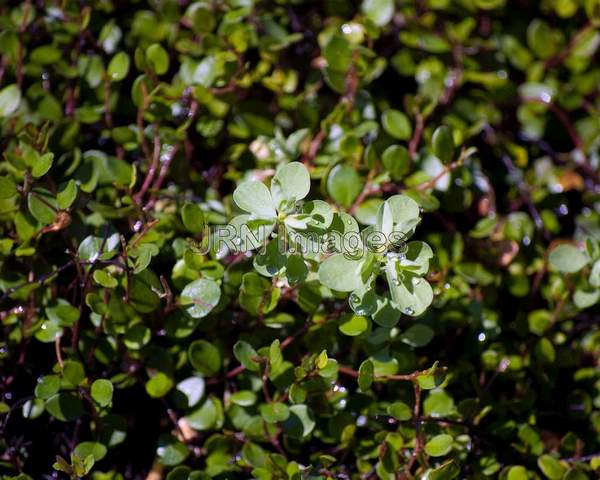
[{"x1": 0, "y1": 0, "x2": 600, "y2": 478}]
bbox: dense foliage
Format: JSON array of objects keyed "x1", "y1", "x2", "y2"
[{"x1": 1, "y1": 0, "x2": 600, "y2": 478}]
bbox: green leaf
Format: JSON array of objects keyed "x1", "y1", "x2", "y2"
[
  {"x1": 323, "y1": 35, "x2": 352, "y2": 72},
  {"x1": 90, "y1": 379, "x2": 113, "y2": 407},
  {"x1": 260, "y1": 402, "x2": 290, "y2": 423},
  {"x1": 129, "y1": 270, "x2": 161, "y2": 313},
  {"x1": 45, "y1": 393, "x2": 85, "y2": 422},
  {"x1": 78, "y1": 233, "x2": 120, "y2": 262},
  {"x1": 233, "y1": 340, "x2": 261, "y2": 372},
  {"x1": 424, "y1": 389, "x2": 456, "y2": 418},
  {"x1": 31, "y1": 153, "x2": 54, "y2": 178},
  {"x1": 286, "y1": 254, "x2": 308, "y2": 285},
  {"x1": 0, "y1": 84, "x2": 21, "y2": 117},
  {"x1": 271, "y1": 162, "x2": 311, "y2": 209},
  {"x1": 527, "y1": 20, "x2": 557, "y2": 59},
  {"x1": 400, "y1": 324, "x2": 434, "y2": 347},
  {"x1": 46, "y1": 301, "x2": 80, "y2": 327},
  {"x1": 285, "y1": 199, "x2": 334, "y2": 231},
  {"x1": 157, "y1": 434, "x2": 188, "y2": 466},
  {"x1": 180, "y1": 278, "x2": 221, "y2": 319},
  {"x1": 31, "y1": 45, "x2": 61, "y2": 64},
  {"x1": 362, "y1": 0, "x2": 394, "y2": 26},
  {"x1": 93, "y1": 269, "x2": 118, "y2": 288},
  {"x1": 283, "y1": 404, "x2": 315, "y2": 438},
  {"x1": 528, "y1": 310, "x2": 552, "y2": 335},
  {"x1": 537, "y1": 455, "x2": 567, "y2": 479},
  {"x1": 326, "y1": 163, "x2": 364, "y2": 208},
  {"x1": 403, "y1": 241, "x2": 434, "y2": 275},
  {"x1": 376, "y1": 194, "x2": 421, "y2": 239},
  {"x1": 181, "y1": 203, "x2": 205, "y2": 234},
  {"x1": 318, "y1": 254, "x2": 368, "y2": 292},
  {"x1": 146, "y1": 372, "x2": 174, "y2": 398},
  {"x1": 61, "y1": 360, "x2": 86, "y2": 388},
  {"x1": 358, "y1": 359, "x2": 374, "y2": 391},
  {"x1": 417, "y1": 363, "x2": 445, "y2": 390},
  {"x1": 385, "y1": 264, "x2": 433, "y2": 316},
  {"x1": 432, "y1": 126, "x2": 454, "y2": 164},
  {"x1": 28, "y1": 190, "x2": 57, "y2": 225},
  {"x1": 549, "y1": 245, "x2": 589, "y2": 273},
  {"x1": 427, "y1": 460, "x2": 460, "y2": 480},
  {"x1": 424, "y1": 434, "x2": 453, "y2": 457},
  {"x1": 338, "y1": 314, "x2": 370, "y2": 336},
  {"x1": 108, "y1": 51, "x2": 130, "y2": 81},
  {"x1": 57, "y1": 180, "x2": 78, "y2": 209},
  {"x1": 146, "y1": 43, "x2": 170, "y2": 75},
  {"x1": 388, "y1": 401, "x2": 412, "y2": 421},
  {"x1": 230, "y1": 390, "x2": 257, "y2": 406},
  {"x1": 175, "y1": 377, "x2": 205, "y2": 408},
  {"x1": 73, "y1": 442, "x2": 107, "y2": 462},
  {"x1": 233, "y1": 181, "x2": 276, "y2": 219},
  {"x1": 349, "y1": 287, "x2": 378, "y2": 316},
  {"x1": 382, "y1": 145, "x2": 410, "y2": 180},
  {"x1": 188, "y1": 339, "x2": 221, "y2": 376},
  {"x1": 573, "y1": 287, "x2": 599, "y2": 309},
  {"x1": 35, "y1": 375, "x2": 61, "y2": 399},
  {"x1": 382, "y1": 110, "x2": 412, "y2": 140},
  {"x1": 507, "y1": 466, "x2": 528, "y2": 480},
  {"x1": 0, "y1": 176, "x2": 17, "y2": 198},
  {"x1": 185, "y1": 397, "x2": 220, "y2": 430}
]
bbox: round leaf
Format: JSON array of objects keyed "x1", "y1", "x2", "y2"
[
  {"x1": 180, "y1": 278, "x2": 221, "y2": 319},
  {"x1": 425, "y1": 434, "x2": 453, "y2": 457},
  {"x1": 188, "y1": 339, "x2": 221, "y2": 376},
  {"x1": 91, "y1": 379, "x2": 114, "y2": 407},
  {"x1": 382, "y1": 109, "x2": 412, "y2": 140}
]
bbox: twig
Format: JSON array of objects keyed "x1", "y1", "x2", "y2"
[
  {"x1": 302, "y1": 129, "x2": 326, "y2": 167},
  {"x1": 0, "y1": 260, "x2": 75, "y2": 307},
  {"x1": 134, "y1": 132, "x2": 161, "y2": 204},
  {"x1": 415, "y1": 147, "x2": 467, "y2": 191},
  {"x1": 54, "y1": 337, "x2": 64, "y2": 369},
  {"x1": 408, "y1": 113, "x2": 425, "y2": 160},
  {"x1": 338, "y1": 365, "x2": 446, "y2": 382},
  {"x1": 544, "y1": 22, "x2": 592, "y2": 69},
  {"x1": 404, "y1": 383, "x2": 423, "y2": 477},
  {"x1": 500, "y1": 154, "x2": 548, "y2": 238}
]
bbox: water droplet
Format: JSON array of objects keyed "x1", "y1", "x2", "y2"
[
  {"x1": 404, "y1": 307, "x2": 414, "y2": 315},
  {"x1": 522, "y1": 235, "x2": 531, "y2": 246},
  {"x1": 392, "y1": 279, "x2": 400, "y2": 286},
  {"x1": 412, "y1": 277, "x2": 422, "y2": 286},
  {"x1": 478, "y1": 332, "x2": 486, "y2": 342},
  {"x1": 356, "y1": 415, "x2": 367, "y2": 427},
  {"x1": 558, "y1": 204, "x2": 568, "y2": 216},
  {"x1": 444, "y1": 283, "x2": 450, "y2": 290},
  {"x1": 397, "y1": 253, "x2": 406, "y2": 262},
  {"x1": 350, "y1": 294, "x2": 359, "y2": 303},
  {"x1": 347, "y1": 219, "x2": 353, "y2": 225},
  {"x1": 133, "y1": 220, "x2": 142, "y2": 232},
  {"x1": 386, "y1": 252, "x2": 396, "y2": 259}
]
